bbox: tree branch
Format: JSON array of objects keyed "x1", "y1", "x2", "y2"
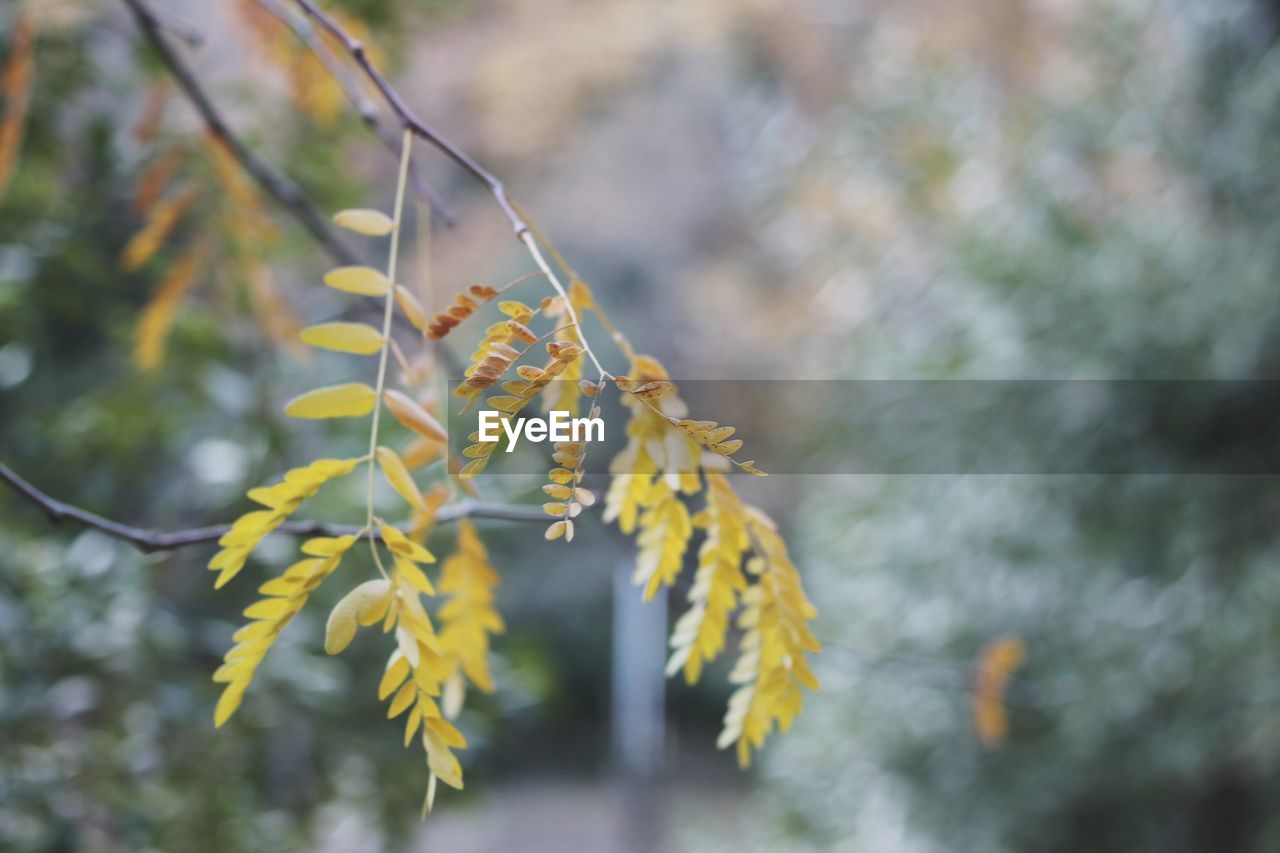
[
  {"x1": 0, "y1": 461, "x2": 546, "y2": 555},
  {"x1": 119, "y1": 0, "x2": 360, "y2": 266},
  {"x1": 290, "y1": 0, "x2": 529, "y2": 236},
  {"x1": 250, "y1": 0, "x2": 457, "y2": 226}
]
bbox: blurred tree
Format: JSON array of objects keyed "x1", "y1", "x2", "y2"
[{"x1": 745, "y1": 1, "x2": 1280, "y2": 851}]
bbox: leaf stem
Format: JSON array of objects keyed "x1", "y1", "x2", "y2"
[
  {"x1": 366, "y1": 128, "x2": 415, "y2": 575},
  {"x1": 518, "y1": 231, "x2": 610, "y2": 380}
]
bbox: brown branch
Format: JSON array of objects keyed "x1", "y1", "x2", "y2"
[
  {"x1": 290, "y1": 0, "x2": 529, "y2": 236},
  {"x1": 250, "y1": 0, "x2": 456, "y2": 226},
  {"x1": 0, "y1": 461, "x2": 547, "y2": 555},
  {"x1": 119, "y1": 0, "x2": 360, "y2": 266}
]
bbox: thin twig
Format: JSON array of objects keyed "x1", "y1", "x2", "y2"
[
  {"x1": 0, "y1": 462, "x2": 546, "y2": 555},
  {"x1": 119, "y1": 0, "x2": 358, "y2": 266},
  {"x1": 250, "y1": 0, "x2": 456, "y2": 225},
  {"x1": 148, "y1": 3, "x2": 204, "y2": 47},
  {"x1": 363, "y1": 129, "x2": 414, "y2": 579},
  {"x1": 290, "y1": 0, "x2": 527, "y2": 236}
]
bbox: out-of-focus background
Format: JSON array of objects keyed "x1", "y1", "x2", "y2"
[{"x1": 4, "y1": 0, "x2": 1280, "y2": 850}]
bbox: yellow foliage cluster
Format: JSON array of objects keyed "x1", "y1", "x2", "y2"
[
  {"x1": 596, "y1": 352, "x2": 817, "y2": 763},
  {"x1": 437, "y1": 520, "x2": 505, "y2": 713},
  {"x1": 207, "y1": 157, "x2": 513, "y2": 811},
  {"x1": 207, "y1": 457, "x2": 360, "y2": 589},
  {"x1": 329, "y1": 524, "x2": 470, "y2": 803},
  {"x1": 667, "y1": 472, "x2": 749, "y2": 684},
  {"x1": 176, "y1": 19, "x2": 825, "y2": 800},
  {"x1": 123, "y1": 129, "x2": 304, "y2": 371},
  {"x1": 717, "y1": 509, "x2": 821, "y2": 767},
  {"x1": 213, "y1": 533, "x2": 358, "y2": 726}
]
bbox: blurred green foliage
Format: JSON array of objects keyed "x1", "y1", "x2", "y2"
[{"x1": 752, "y1": 1, "x2": 1280, "y2": 851}]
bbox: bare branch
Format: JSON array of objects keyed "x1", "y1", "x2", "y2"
[
  {"x1": 0, "y1": 461, "x2": 547, "y2": 555},
  {"x1": 290, "y1": 0, "x2": 529, "y2": 236},
  {"x1": 250, "y1": 0, "x2": 457, "y2": 226},
  {"x1": 119, "y1": 0, "x2": 360, "y2": 266}
]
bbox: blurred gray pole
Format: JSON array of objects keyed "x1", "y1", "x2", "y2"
[{"x1": 611, "y1": 560, "x2": 666, "y2": 853}]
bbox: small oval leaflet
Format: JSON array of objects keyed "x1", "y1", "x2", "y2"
[
  {"x1": 300, "y1": 322, "x2": 385, "y2": 355},
  {"x1": 333, "y1": 208, "x2": 394, "y2": 236},
  {"x1": 324, "y1": 266, "x2": 392, "y2": 296},
  {"x1": 325, "y1": 579, "x2": 394, "y2": 654},
  {"x1": 377, "y1": 445, "x2": 425, "y2": 511},
  {"x1": 384, "y1": 389, "x2": 448, "y2": 443},
  {"x1": 284, "y1": 383, "x2": 377, "y2": 419}
]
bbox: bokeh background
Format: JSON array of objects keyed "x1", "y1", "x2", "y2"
[{"x1": 3, "y1": 0, "x2": 1280, "y2": 850}]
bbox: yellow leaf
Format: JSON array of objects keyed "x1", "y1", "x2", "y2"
[
  {"x1": 119, "y1": 184, "x2": 199, "y2": 272},
  {"x1": 243, "y1": 598, "x2": 289, "y2": 620},
  {"x1": 380, "y1": 522, "x2": 435, "y2": 564},
  {"x1": 380, "y1": 654, "x2": 411, "y2": 700},
  {"x1": 325, "y1": 579, "x2": 393, "y2": 654},
  {"x1": 459, "y1": 458, "x2": 487, "y2": 479},
  {"x1": 301, "y1": 535, "x2": 357, "y2": 557},
  {"x1": 299, "y1": 322, "x2": 385, "y2": 355},
  {"x1": 323, "y1": 265, "x2": 391, "y2": 296},
  {"x1": 395, "y1": 285, "x2": 428, "y2": 331},
  {"x1": 133, "y1": 241, "x2": 207, "y2": 372},
  {"x1": 377, "y1": 446, "x2": 425, "y2": 511},
  {"x1": 397, "y1": 557, "x2": 436, "y2": 596},
  {"x1": 0, "y1": 12, "x2": 36, "y2": 202},
  {"x1": 387, "y1": 681, "x2": 417, "y2": 718},
  {"x1": 544, "y1": 520, "x2": 569, "y2": 541},
  {"x1": 384, "y1": 389, "x2": 448, "y2": 442},
  {"x1": 213, "y1": 679, "x2": 247, "y2": 728},
  {"x1": 333, "y1": 207, "x2": 394, "y2": 236},
  {"x1": 402, "y1": 436, "x2": 445, "y2": 469},
  {"x1": 284, "y1": 383, "x2": 376, "y2": 419},
  {"x1": 486, "y1": 396, "x2": 522, "y2": 413}
]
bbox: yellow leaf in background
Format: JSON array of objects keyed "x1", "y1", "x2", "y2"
[
  {"x1": 119, "y1": 184, "x2": 200, "y2": 272},
  {"x1": 377, "y1": 445, "x2": 425, "y2": 511},
  {"x1": 245, "y1": 261, "x2": 306, "y2": 353},
  {"x1": 323, "y1": 265, "x2": 391, "y2": 296},
  {"x1": 283, "y1": 383, "x2": 376, "y2": 419},
  {"x1": 333, "y1": 208, "x2": 394, "y2": 236},
  {"x1": 395, "y1": 285, "x2": 428, "y2": 331},
  {"x1": 133, "y1": 241, "x2": 207, "y2": 372},
  {"x1": 300, "y1": 322, "x2": 385, "y2": 355},
  {"x1": 401, "y1": 436, "x2": 445, "y2": 470},
  {"x1": 384, "y1": 389, "x2": 449, "y2": 443},
  {"x1": 972, "y1": 636, "x2": 1026, "y2": 748},
  {"x1": 132, "y1": 149, "x2": 183, "y2": 216},
  {"x1": 325, "y1": 579, "x2": 394, "y2": 654},
  {"x1": 133, "y1": 82, "x2": 168, "y2": 145},
  {"x1": 0, "y1": 11, "x2": 35, "y2": 202}
]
